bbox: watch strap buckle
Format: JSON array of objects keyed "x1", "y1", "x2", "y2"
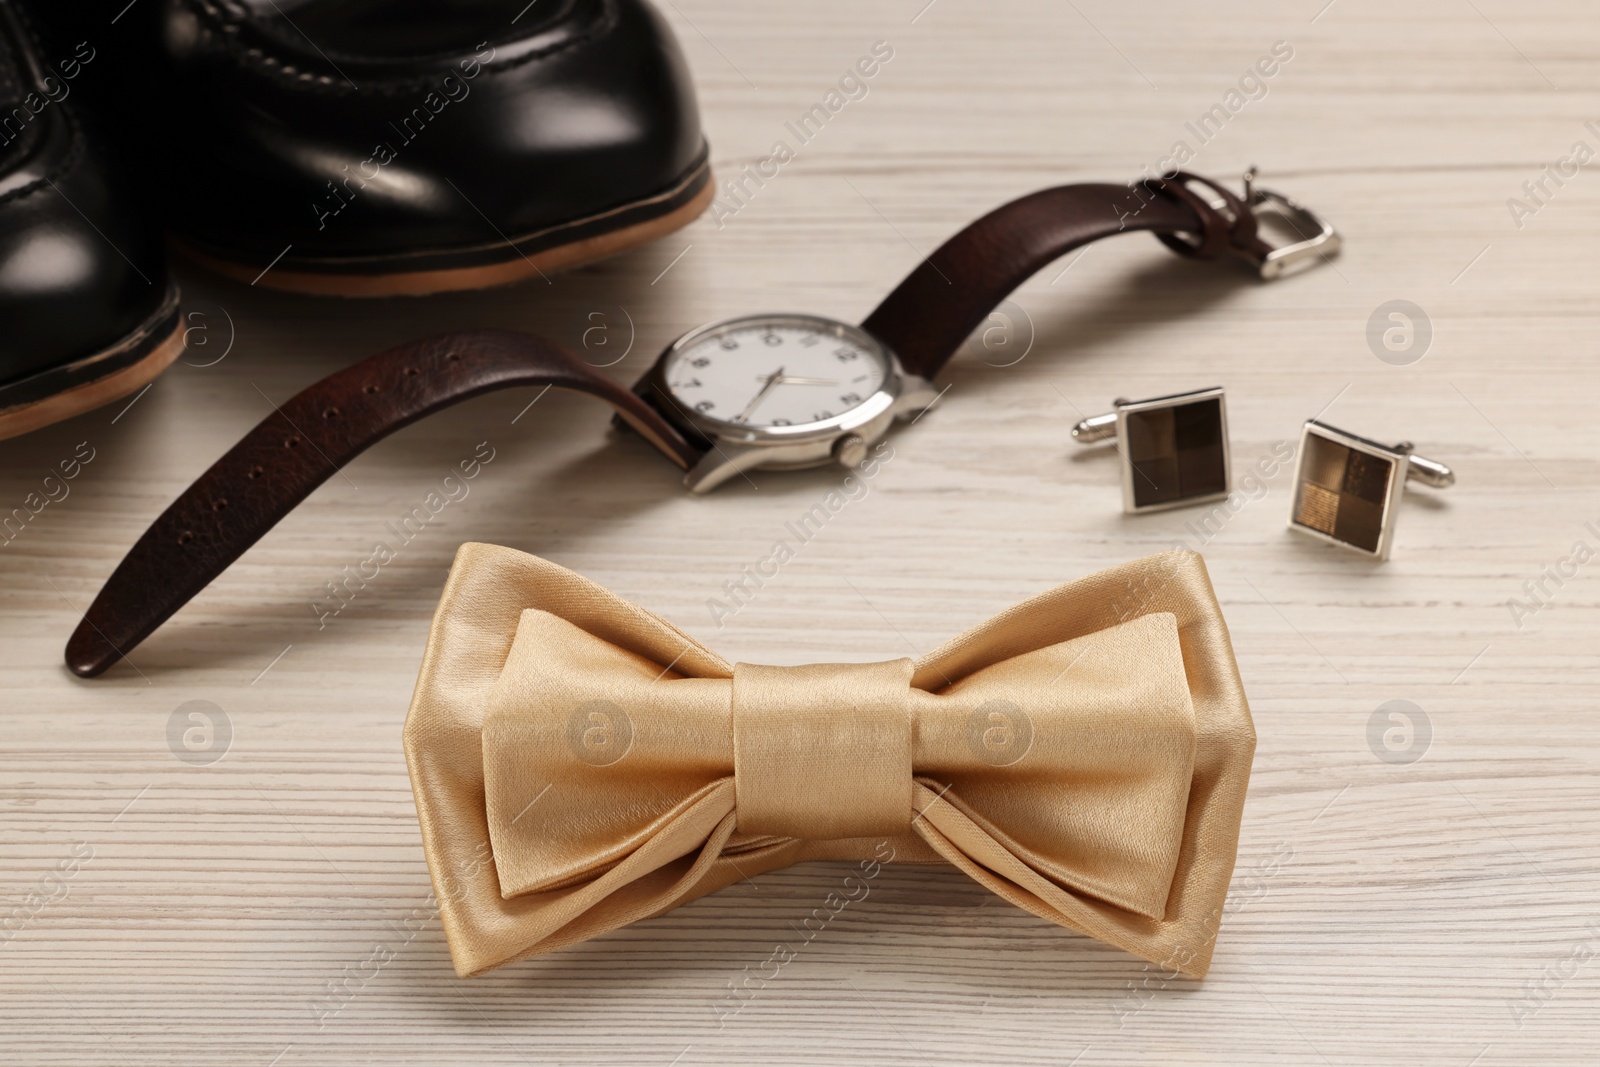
[
  {"x1": 1240, "y1": 166, "x2": 1341, "y2": 280},
  {"x1": 1155, "y1": 167, "x2": 1341, "y2": 281}
]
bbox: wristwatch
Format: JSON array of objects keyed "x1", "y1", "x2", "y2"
[
  {"x1": 635, "y1": 313, "x2": 938, "y2": 492},
  {"x1": 65, "y1": 168, "x2": 1338, "y2": 677}
]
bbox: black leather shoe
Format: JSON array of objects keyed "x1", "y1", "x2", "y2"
[
  {"x1": 153, "y1": 0, "x2": 711, "y2": 296},
  {"x1": 0, "y1": 2, "x2": 181, "y2": 440}
]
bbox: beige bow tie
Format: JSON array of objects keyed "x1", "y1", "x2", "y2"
[{"x1": 404, "y1": 543, "x2": 1255, "y2": 978}]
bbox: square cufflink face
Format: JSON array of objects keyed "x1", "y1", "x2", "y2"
[
  {"x1": 1288, "y1": 421, "x2": 1410, "y2": 560},
  {"x1": 1117, "y1": 387, "x2": 1231, "y2": 514}
]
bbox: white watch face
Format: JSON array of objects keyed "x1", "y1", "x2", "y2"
[{"x1": 661, "y1": 315, "x2": 890, "y2": 430}]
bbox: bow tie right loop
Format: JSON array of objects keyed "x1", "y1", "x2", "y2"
[{"x1": 731, "y1": 659, "x2": 915, "y2": 840}]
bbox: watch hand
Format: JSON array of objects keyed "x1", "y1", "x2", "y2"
[
  {"x1": 733, "y1": 367, "x2": 784, "y2": 424},
  {"x1": 771, "y1": 376, "x2": 839, "y2": 386}
]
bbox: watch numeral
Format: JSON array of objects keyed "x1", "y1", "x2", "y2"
[
  {"x1": 762, "y1": 332, "x2": 782, "y2": 346},
  {"x1": 690, "y1": 357, "x2": 711, "y2": 368},
  {"x1": 813, "y1": 410, "x2": 835, "y2": 421},
  {"x1": 695, "y1": 400, "x2": 715, "y2": 413},
  {"x1": 719, "y1": 337, "x2": 739, "y2": 350},
  {"x1": 798, "y1": 334, "x2": 821, "y2": 347},
  {"x1": 771, "y1": 418, "x2": 791, "y2": 426},
  {"x1": 834, "y1": 348, "x2": 859, "y2": 362},
  {"x1": 839, "y1": 393, "x2": 862, "y2": 405}
]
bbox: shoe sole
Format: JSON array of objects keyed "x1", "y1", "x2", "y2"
[
  {"x1": 0, "y1": 289, "x2": 185, "y2": 441},
  {"x1": 176, "y1": 159, "x2": 715, "y2": 298}
]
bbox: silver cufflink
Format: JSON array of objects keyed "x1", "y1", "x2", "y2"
[
  {"x1": 1071, "y1": 387, "x2": 1231, "y2": 514},
  {"x1": 1287, "y1": 419, "x2": 1453, "y2": 561}
]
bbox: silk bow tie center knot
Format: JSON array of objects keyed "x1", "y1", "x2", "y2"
[{"x1": 731, "y1": 659, "x2": 915, "y2": 840}]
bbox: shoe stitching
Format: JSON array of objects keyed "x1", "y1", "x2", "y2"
[
  {"x1": 0, "y1": 102, "x2": 87, "y2": 209},
  {"x1": 0, "y1": 0, "x2": 51, "y2": 167},
  {"x1": 183, "y1": 0, "x2": 619, "y2": 97},
  {"x1": 0, "y1": 3, "x2": 87, "y2": 207}
]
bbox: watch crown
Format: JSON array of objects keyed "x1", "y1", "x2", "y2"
[{"x1": 832, "y1": 433, "x2": 868, "y2": 469}]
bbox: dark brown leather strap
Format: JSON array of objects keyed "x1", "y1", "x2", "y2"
[
  {"x1": 65, "y1": 329, "x2": 698, "y2": 678},
  {"x1": 861, "y1": 173, "x2": 1273, "y2": 379}
]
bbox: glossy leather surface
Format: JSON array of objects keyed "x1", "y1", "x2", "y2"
[
  {"x1": 0, "y1": 1, "x2": 171, "y2": 383},
  {"x1": 153, "y1": 0, "x2": 707, "y2": 263}
]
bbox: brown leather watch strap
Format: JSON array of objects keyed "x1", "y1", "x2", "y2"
[
  {"x1": 65, "y1": 329, "x2": 699, "y2": 678},
  {"x1": 68, "y1": 172, "x2": 1309, "y2": 677},
  {"x1": 861, "y1": 173, "x2": 1273, "y2": 380}
]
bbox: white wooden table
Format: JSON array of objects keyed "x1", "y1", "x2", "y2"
[{"x1": 4, "y1": 1, "x2": 1598, "y2": 1063}]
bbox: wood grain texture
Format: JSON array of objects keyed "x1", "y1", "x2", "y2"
[{"x1": 2, "y1": 0, "x2": 1598, "y2": 1063}]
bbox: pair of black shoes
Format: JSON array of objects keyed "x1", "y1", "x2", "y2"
[{"x1": 0, "y1": 0, "x2": 711, "y2": 439}]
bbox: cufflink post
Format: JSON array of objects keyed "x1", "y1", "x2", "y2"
[
  {"x1": 1069, "y1": 405, "x2": 1125, "y2": 444},
  {"x1": 1394, "y1": 443, "x2": 1455, "y2": 488}
]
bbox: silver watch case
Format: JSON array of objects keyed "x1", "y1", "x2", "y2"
[{"x1": 642, "y1": 313, "x2": 940, "y2": 493}]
